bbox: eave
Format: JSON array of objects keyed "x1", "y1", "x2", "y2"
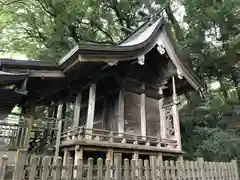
[{"x1": 59, "y1": 18, "x2": 204, "y2": 92}]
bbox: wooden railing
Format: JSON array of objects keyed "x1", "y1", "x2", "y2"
[
  {"x1": 0, "y1": 121, "x2": 27, "y2": 149},
  {"x1": 60, "y1": 127, "x2": 179, "y2": 152},
  {"x1": 0, "y1": 150, "x2": 239, "y2": 180},
  {"x1": 0, "y1": 117, "x2": 59, "y2": 151}
]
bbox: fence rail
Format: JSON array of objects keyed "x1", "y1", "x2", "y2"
[{"x1": 0, "y1": 150, "x2": 239, "y2": 180}]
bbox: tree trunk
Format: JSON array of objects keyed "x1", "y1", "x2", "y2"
[
  {"x1": 155, "y1": 0, "x2": 184, "y2": 42},
  {"x1": 164, "y1": 2, "x2": 184, "y2": 42},
  {"x1": 217, "y1": 76, "x2": 228, "y2": 99},
  {"x1": 231, "y1": 68, "x2": 240, "y2": 101}
]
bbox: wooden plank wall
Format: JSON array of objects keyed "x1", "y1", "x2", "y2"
[{"x1": 0, "y1": 150, "x2": 239, "y2": 180}]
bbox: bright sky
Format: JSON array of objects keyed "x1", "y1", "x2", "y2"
[{"x1": 0, "y1": 52, "x2": 28, "y2": 60}]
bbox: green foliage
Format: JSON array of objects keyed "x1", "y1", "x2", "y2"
[
  {"x1": 0, "y1": 0, "x2": 145, "y2": 61},
  {"x1": 180, "y1": 89, "x2": 240, "y2": 161}
]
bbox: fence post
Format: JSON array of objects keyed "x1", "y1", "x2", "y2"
[
  {"x1": 54, "y1": 157, "x2": 62, "y2": 180},
  {"x1": 157, "y1": 154, "x2": 164, "y2": 180},
  {"x1": 131, "y1": 159, "x2": 137, "y2": 180},
  {"x1": 114, "y1": 153, "x2": 122, "y2": 180},
  {"x1": 170, "y1": 160, "x2": 176, "y2": 180},
  {"x1": 124, "y1": 159, "x2": 129, "y2": 180},
  {"x1": 41, "y1": 157, "x2": 51, "y2": 180},
  {"x1": 144, "y1": 160, "x2": 150, "y2": 180},
  {"x1": 76, "y1": 158, "x2": 83, "y2": 180},
  {"x1": 0, "y1": 155, "x2": 8, "y2": 180},
  {"x1": 63, "y1": 148, "x2": 70, "y2": 178},
  {"x1": 197, "y1": 158, "x2": 205, "y2": 180},
  {"x1": 66, "y1": 157, "x2": 73, "y2": 180},
  {"x1": 138, "y1": 159, "x2": 143, "y2": 180},
  {"x1": 29, "y1": 156, "x2": 38, "y2": 180},
  {"x1": 106, "y1": 159, "x2": 111, "y2": 180},
  {"x1": 87, "y1": 158, "x2": 93, "y2": 180},
  {"x1": 232, "y1": 160, "x2": 239, "y2": 180},
  {"x1": 12, "y1": 149, "x2": 28, "y2": 180},
  {"x1": 150, "y1": 156, "x2": 157, "y2": 180},
  {"x1": 97, "y1": 158, "x2": 103, "y2": 180}
]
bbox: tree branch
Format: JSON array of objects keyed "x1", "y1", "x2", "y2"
[
  {"x1": 90, "y1": 20, "x2": 115, "y2": 42},
  {"x1": 35, "y1": 0, "x2": 56, "y2": 17}
]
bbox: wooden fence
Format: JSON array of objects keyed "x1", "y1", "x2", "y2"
[{"x1": 0, "y1": 150, "x2": 239, "y2": 180}]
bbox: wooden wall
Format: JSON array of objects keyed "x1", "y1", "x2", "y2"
[
  {"x1": 74, "y1": 86, "x2": 162, "y2": 138},
  {"x1": 146, "y1": 97, "x2": 160, "y2": 137},
  {"x1": 124, "y1": 92, "x2": 141, "y2": 135}
]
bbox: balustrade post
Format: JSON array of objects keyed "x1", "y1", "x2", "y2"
[{"x1": 78, "y1": 126, "x2": 84, "y2": 140}]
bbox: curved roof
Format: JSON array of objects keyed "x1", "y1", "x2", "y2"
[
  {"x1": 0, "y1": 17, "x2": 204, "y2": 113},
  {"x1": 59, "y1": 18, "x2": 203, "y2": 91}
]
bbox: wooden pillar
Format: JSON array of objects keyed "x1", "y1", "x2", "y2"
[
  {"x1": 54, "y1": 104, "x2": 63, "y2": 159},
  {"x1": 61, "y1": 104, "x2": 67, "y2": 132},
  {"x1": 114, "y1": 153, "x2": 122, "y2": 180},
  {"x1": 63, "y1": 148, "x2": 70, "y2": 166},
  {"x1": 23, "y1": 115, "x2": 34, "y2": 148},
  {"x1": 159, "y1": 87, "x2": 166, "y2": 139},
  {"x1": 118, "y1": 88, "x2": 124, "y2": 135},
  {"x1": 63, "y1": 148, "x2": 70, "y2": 178},
  {"x1": 101, "y1": 99, "x2": 107, "y2": 130},
  {"x1": 106, "y1": 148, "x2": 114, "y2": 177},
  {"x1": 74, "y1": 145, "x2": 83, "y2": 178},
  {"x1": 86, "y1": 83, "x2": 96, "y2": 134},
  {"x1": 54, "y1": 120, "x2": 62, "y2": 159},
  {"x1": 73, "y1": 93, "x2": 82, "y2": 128},
  {"x1": 140, "y1": 84, "x2": 146, "y2": 138},
  {"x1": 57, "y1": 104, "x2": 63, "y2": 119},
  {"x1": 172, "y1": 76, "x2": 182, "y2": 151}
]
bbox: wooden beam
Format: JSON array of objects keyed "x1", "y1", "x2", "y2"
[
  {"x1": 86, "y1": 83, "x2": 96, "y2": 130},
  {"x1": 118, "y1": 88, "x2": 125, "y2": 135},
  {"x1": 60, "y1": 140, "x2": 181, "y2": 153},
  {"x1": 140, "y1": 84, "x2": 146, "y2": 137},
  {"x1": 101, "y1": 99, "x2": 107, "y2": 130},
  {"x1": 29, "y1": 70, "x2": 65, "y2": 78},
  {"x1": 73, "y1": 93, "x2": 82, "y2": 128},
  {"x1": 55, "y1": 104, "x2": 63, "y2": 159},
  {"x1": 3, "y1": 68, "x2": 65, "y2": 78},
  {"x1": 124, "y1": 81, "x2": 163, "y2": 99},
  {"x1": 159, "y1": 87, "x2": 166, "y2": 140},
  {"x1": 171, "y1": 76, "x2": 181, "y2": 151},
  {"x1": 23, "y1": 115, "x2": 34, "y2": 148}
]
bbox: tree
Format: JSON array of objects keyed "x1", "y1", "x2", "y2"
[{"x1": 0, "y1": 0, "x2": 147, "y2": 61}]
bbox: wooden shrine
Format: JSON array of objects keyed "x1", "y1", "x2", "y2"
[{"x1": 0, "y1": 17, "x2": 203, "y2": 163}]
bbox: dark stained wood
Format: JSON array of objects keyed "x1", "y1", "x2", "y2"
[
  {"x1": 117, "y1": 88, "x2": 125, "y2": 134},
  {"x1": 60, "y1": 139, "x2": 181, "y2": 154}
]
